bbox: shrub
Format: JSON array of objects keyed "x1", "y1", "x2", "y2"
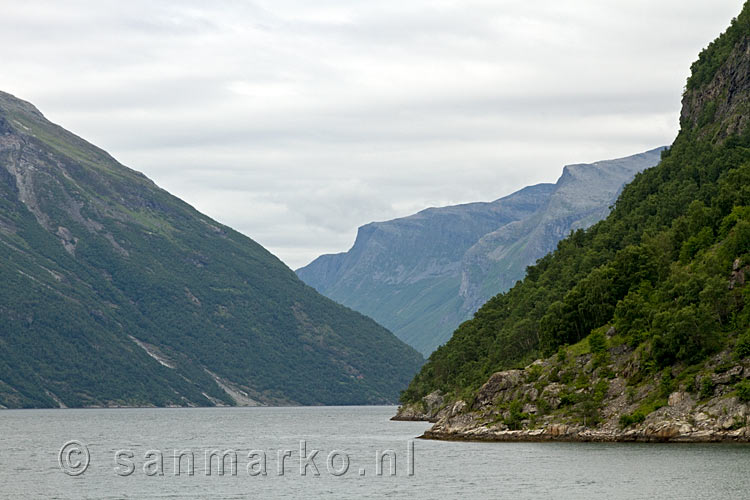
[
  {"x1": 700, "y1": 377, "x2": 716, "y2": 399},
  {"x1": 525, "y1": 364, "x2": 543, "y2": 383},
  {"x1": 536, "y1": 398, "x2": 551, "y2": 415},
  {"x1": 736, "y1": 380, "x2": 750, "y2": 402},
  {"x1": 560, "y1": 370, "x2": 575, "y2": 384},
  {"x1": 588, "y1": 330, "x2": 608, "y2": 354},
  {"x1": 579, "y1": 399, "x2": 601, "y2": 427},
  {"x1": 593, "y1": 379, "x2": 610, "y2": 402},
  {"x1": 503, "y1": 400, "x2": 529, "y2": 430},
  {"x1": 619, "y1": 411, "x2": 646, "y2": 428},
  {"x1": 559, "y1": 391, "x2": 581, "y2": 407},
  {"x1": 660, "y1": 371, "x2": 674, "y2": 398},
  {"x1": 593, "y1": 351, "x2": 610, "y2": 370},
  {"x1": 736, "y1": 331, "x2": 750, "y2": 359}
]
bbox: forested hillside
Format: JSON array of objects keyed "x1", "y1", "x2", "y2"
[
  {"x1": 402, "y1": 2, "x2": 750, "y2": 406},
  {"x1": 0, "y1": 91, "x2": 423, "y2": 409}
]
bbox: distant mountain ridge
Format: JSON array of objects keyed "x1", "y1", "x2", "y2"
[
  {"x1": 0, "y1": 91, "x2": 423, "y2": 408},
  {"x1": 297, "y1": 148, "x2": 665, "y2": 355},
  {"x1": 458, "y1": 148, "x2": 667, "y2": 315}
]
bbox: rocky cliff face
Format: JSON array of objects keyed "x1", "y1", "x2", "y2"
[
  {"x1": 298, "y1": 184, "x2": 553, "y2": 293},
  {"x1": 298, "y1": 149, "x2": 663, "y2": 355},
  {"x1": 681, "y1": 12, "x2": 750, "y2": 141},
  {"x1": 0, "y1": 91, "x2": 424, "y2": 408}
]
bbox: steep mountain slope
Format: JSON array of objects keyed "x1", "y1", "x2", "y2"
[
  {"x1": 297, "y1": 184, "x2": 555, "y2": 354},
  {"x1": 298, "y1": 150, "x2": 663, "y2": 355},
  {"x1": 459, "y1": 148, "x2": 665, "y2": 314},
  {"x1": 398, "y1": 2, "x2": 750, "y2": 441},
  {"x1": 0, "y1": 91, "x2": 423, "y2": 409}
]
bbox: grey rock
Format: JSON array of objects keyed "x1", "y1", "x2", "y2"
[
  {"x1": 474, "y1": 370, "x2": 525, "y2": 407},
  {"x1": 392, "y1": 390, "x2": 446, "y2": 422},
  {"x1": 711, "y1": 365, "x2": 744, "y2": 385}
]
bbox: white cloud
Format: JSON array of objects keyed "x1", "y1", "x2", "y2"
[{"x1": 0, "y1": 0, "x2": 744, "y2": 268}]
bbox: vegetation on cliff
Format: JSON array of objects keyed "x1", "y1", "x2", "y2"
[{"x1": 402, "y1": 1, "x2": 750, "y2": 416}]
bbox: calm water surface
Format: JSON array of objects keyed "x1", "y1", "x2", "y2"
[{"x1": 1, "y1": 406, "x2": 749, "y2": 499}]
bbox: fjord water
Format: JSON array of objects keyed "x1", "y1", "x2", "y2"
[{"x1": 1, "y1": 406, "x2": 749, "y2": 499}]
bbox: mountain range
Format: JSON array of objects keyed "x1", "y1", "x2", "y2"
[
  {"x1": 298, "y1": 148, "x2": 664, "y2": 355},
  {"x1": 0, "y1": 91, "x2": 423, "y2": 409}
]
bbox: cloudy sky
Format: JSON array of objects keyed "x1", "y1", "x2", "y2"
[{"x1": 0, "y1": 0, "x2": 744, "y2": 268}]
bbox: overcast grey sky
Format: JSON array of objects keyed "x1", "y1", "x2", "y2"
[{"x1": 0, "y1": 0, "x2": 744, "y2": 268}]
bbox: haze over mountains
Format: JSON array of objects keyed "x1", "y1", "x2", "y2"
[
  {"x1": 0, "y1": 91, "x2": 423, "y2": 409},
  {"x1": 298, "y1": 148, "x2": 664, "y2": 355}
]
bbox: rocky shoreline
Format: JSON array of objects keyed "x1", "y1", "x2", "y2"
[
  {"x1": 394, "y1": 330, "x2": 750, "y2": 443},
  {"x1": 420, "y1": 420, "x2": 750, "y2": 443},
  {"x1": 397, "y1": 391, "x2": 750, "y2": 443}
]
